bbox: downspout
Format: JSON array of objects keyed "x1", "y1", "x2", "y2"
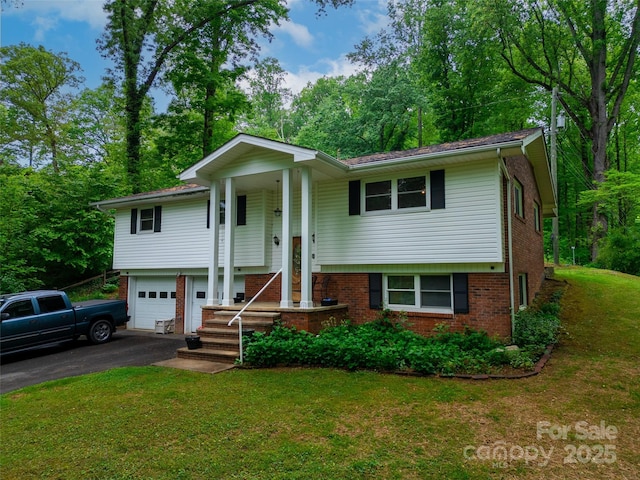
[{"x1": 498, "y1": 149, "x2": 516, "y2": 339}]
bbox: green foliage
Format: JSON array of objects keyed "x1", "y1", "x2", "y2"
[
  {"x1": 245, "y1": 311, "x2": 527, "y2": 375},
  {"x1": 595, "y1": 226, "x2": 640, "y2": 276},
  {"x1": 512, "y1": 307, "x2": 562, "y2": 356}
]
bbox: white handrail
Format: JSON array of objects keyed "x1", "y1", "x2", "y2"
[{"x1": 228, "y1": 268, "x2": 282, "y2": 364}]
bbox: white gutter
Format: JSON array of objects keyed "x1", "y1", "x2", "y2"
[{"x1": 498, "y1": 148, "x2": 516, "y2": 338}]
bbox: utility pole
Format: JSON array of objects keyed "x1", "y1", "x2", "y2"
[{"x1": 551, "y1": 87, "x2": 559, "y2": 265}]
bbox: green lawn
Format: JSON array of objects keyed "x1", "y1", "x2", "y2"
[{"x1": 1, "y1": 267, "x2": 638, "y2": 479}]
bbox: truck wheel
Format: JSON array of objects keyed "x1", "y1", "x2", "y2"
[{"x1": 88, "y1": 319, "x2": 113, "y2": 344}]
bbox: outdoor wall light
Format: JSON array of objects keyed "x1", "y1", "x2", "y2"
[
  {"x1": 274, "y1": 207, "x2": 282, "y2": 217},
  {"x1": 273, "y1": 235, "x2": 280, "y2": 246}
]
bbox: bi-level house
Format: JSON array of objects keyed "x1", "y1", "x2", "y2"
[{"x1": 95, "y1": 128, "x2": 556, "y2": 359}]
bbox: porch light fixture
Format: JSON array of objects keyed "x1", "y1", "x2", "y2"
[
  {"x1": 273, "y1": 234, "x2": 280, "y2": 246},
  {"x1": 274, "y1": 179, "x2": 282, "y2": 217}
]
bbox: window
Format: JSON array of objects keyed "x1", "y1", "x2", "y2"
[
  {"x1": 140, "y1": 208, "x2": 154, "y2": 231},
  {"x1": 518, "y1": 273, "x2": 528, "y2": 308},
  {"x1": 352, "y1": 171, "x2": 443, "y2": 215},
  {"x1": 130, "y1": 206, "x2": 161, "y2": 234},
  {"x1": 37, "y1": 295, "x2": 67, "y2": 313},
  {"x1": 3, "y1": 300, "x2": 35, "y2": 319},
  {"x1": 365, "y1": 180, "x2": 392, "y2": 211},
  {"x1": 533, "y1": 201, "x2": 541, "y2": 231},
  {"x1": 514, "y1": 180, "x2": 524, "y2": 217},
  {"x1": 365, "y1": 176, "x2": 426, "y2": 212},
  {"x1": 398, "y1": 176, "x2": 427, "y2": 209},
  {"x1": 207, "y1": 195, "x2": 247, "y2": 228},
  {"x1": 386, "y1": 274, "x2": 452, "y2": 312}
]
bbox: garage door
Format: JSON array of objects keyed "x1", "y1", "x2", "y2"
[
  {"x1": 186, "y1": 276, "x2": 245, "y2": 333},
  {"x1": 131, "y1": 277, "x2": 176, "y2": 330}
]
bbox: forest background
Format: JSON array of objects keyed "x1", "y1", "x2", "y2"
[{"x1": 1, "y1": 0, "x2": 639, "y2": 293}]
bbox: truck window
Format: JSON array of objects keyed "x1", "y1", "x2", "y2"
[
  {"x1": 37, "y1": 295, "x2": 68, "y2": 313},
  {"x1": 3, "y1": 300, "x2": 36, "y2": 319}
]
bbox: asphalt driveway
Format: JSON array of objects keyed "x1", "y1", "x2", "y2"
[{"x1": 0, "y1": 329, "x2": 187, "y2": 394}]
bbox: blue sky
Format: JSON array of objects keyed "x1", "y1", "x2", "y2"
[{"x1": 1, "y1": 0, "x2": 389, "y2": 109}]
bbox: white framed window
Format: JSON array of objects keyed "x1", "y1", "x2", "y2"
[
  {"x1": 385, "y1": 274, "x2": 452, "y2": 313},
  {"x1": 364, "y1": 175, "x2": 427, "y2": 213},
  {"x1": 518, "y1": 273, "x2": 528, "y2": 308},
  {"x1": 139, "y1": 208, "x2": 155, "y2": 231},
  {"x1": 533, "y1": 201, "x2": 541, "y2": 231},
  {"x1": 514, "y1": 180, "x2": 524, "y2": 217}
]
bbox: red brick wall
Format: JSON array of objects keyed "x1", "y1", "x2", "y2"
[
  {"x1": 245, "y1": 272, "x2": 513, "y2": 338},
  {"x1": 175, "y1": 275, "x2": 186, "y2": 334},
  {"x1": 505, "y1": 155, "x2": 545, "y2": 305},
  {"x1": 118, "y1": 276, "x2": 129, "y2": 329}
]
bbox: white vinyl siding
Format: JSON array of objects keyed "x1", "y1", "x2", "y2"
[
  {"x1": 114, "y1": 193, "x2": 266, "y2": 270},
  {"x1": 316, "y1": 161, "x2": 503, "y2": 265}
]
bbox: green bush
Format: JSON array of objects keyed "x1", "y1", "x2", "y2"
[{"x1": 512, "y1": 308, "x2": 561, "y2": 356}]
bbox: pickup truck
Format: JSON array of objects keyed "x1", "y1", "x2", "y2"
[{"x1": 0, "y1": 290, "x2": 129, "y2": 355}]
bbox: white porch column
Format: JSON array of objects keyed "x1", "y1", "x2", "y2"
[
  {"x1": 299, "y1": 166, "x2": 313, "y2": 308},
  {"x1": 280, "y1": 169, "x2": 294, "y2": 308},
  {"x1": 207, "y1": 182, "x2": 220, "y2": 305},
  {"x1": 222, "y1": 177, "x2": 236, "y2": 307}
]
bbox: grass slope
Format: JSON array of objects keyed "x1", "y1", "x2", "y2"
[{"x1": 1, "y1": 267, "x2": 638, "y2": 479}]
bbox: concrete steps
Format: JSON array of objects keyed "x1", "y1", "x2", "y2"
[{"x1": 176, "y1": 309, "x2": 279, "y2": 364}]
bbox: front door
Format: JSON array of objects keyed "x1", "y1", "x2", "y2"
[{"x1": 292, "y1": 236, "x2": 301, "y2": 303}]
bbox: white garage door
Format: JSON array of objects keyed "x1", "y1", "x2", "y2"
[
  {"x1": 186, "y1": 276, "x2": 245, "y2": 333},
  {"x1": 131, "y1": 277, "x2": 176, "y2": 330}
]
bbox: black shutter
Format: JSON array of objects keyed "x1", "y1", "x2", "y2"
[
  {"x1": 153, "y1": 206, "x2": 162, "y2": 232},
  {"x1": 130, "y1": 208, "x2": 138, "y2": 234},
  {"x1": 369, "y1": 273, "x2": 383, "y2": 309},
  {"x1": 431, "y1": 169, "x2": 445, "y2": 209},
  {"x1": 453, "y1": 273, "x2": 469, "y2": 314},
  {"x1": 349, "y1": 180, "x2": 361, "y2": 216},
  {"x1": 237, "y1": 195, "x2": 247, "y2": 226},
  {"x1": 206, "y1": 200, "x2": 210, "y2": 229}
]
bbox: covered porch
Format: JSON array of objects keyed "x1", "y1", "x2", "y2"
[{"x1": 178, "y1": 134, "x2": 347, "y2": 315}]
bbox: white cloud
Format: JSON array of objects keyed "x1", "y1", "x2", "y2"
[
  {"x1": 272, "y1": 20, "x2": 314, "y2": 48},
  {"x1": 357, "y1": 1, "x2": 390, "y2": 36},
  {"x1": 284, "y1": 54, "x2": 361, "y2": 94},
  {"x1": 6, "y1": 0, "x2": 108, "y2": 30}
]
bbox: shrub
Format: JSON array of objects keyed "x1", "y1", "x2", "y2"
[{"x1": 512, "y1": 309, "x2": 561, "y2": 356}]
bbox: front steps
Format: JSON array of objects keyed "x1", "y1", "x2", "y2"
[{"x1": 176, "y1": 310, "x2": 279, "y2": 364}]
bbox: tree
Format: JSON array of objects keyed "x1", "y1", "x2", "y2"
[
  {"x1": 349, "y1": 1, "x2": 540, "y2": 144},
  {"x1": 484, "y1": 0, "x2": 640, "y2": 259},
  {"x1": 0, "y1": 43, "x2": 83, "y2": 172},
  {"x1": 165, "y1": 3, "x2": 285, "y2": 156},
  {"x1": 243, "y1": 57, "x2": 292, "y2": 141},
  {"x1": 99, "y1": 0, "x2": 354, "y2": 193}
]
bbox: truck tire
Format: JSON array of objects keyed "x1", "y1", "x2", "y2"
[{"x1": 88, "y1": 319, "x2": 113, "y2": 344}]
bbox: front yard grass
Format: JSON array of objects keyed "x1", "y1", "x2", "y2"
[{"x1": 1, "y1": 266, "x2": 638, "y2": 479}]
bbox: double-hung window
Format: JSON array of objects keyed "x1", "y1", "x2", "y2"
[
  {"x1": 140, "y1": 208, "x2": 155, "y2": 231},
  {"x1": 130, "y1": 206, "x2": 161, "y2": 234},
  {"x1": 386, "y1": 274, "x2": 453, "y2": 312},
  {"x1": 365, "y1": 176, "x2": 426, "y2": 213},
  {"x1": 514, "y1": 180, "x2": 524, "y2": 218}
]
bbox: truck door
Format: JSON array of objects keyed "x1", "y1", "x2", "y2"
[
  {"x1": 0, "y1": 299, "x2": 39, "y2": 352},
  {"x1": 36, "y1": 294, "x2": 75, "y2": 343}
]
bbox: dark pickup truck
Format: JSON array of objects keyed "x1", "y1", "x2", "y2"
[{"x1": 0, "y1": 290, "x2": 129, "y2": 355}]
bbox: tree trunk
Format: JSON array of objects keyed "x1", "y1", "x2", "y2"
[{"x1": 588, "y1": 0, "x2": 610, "y2": 261}]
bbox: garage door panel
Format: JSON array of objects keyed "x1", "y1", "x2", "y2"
[{"x1": 132, "y1": 277, "x2": 176, "y2": 330}]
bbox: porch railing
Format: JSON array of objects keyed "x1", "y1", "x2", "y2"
[{"x1": 228, "y1": 268, "x2": 282, "y2": 364}]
